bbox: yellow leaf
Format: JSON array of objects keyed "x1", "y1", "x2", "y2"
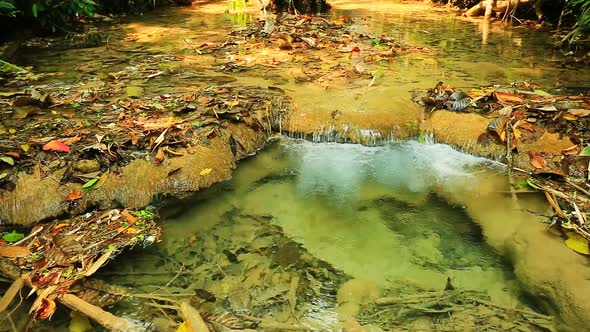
[
  {"x1": 20, "y1": 144, "x2": 30, "y2": 152},
  {"x1": 8, "y1": 128, "x2": 16, "y2": 134},
  {"x1": 224, "y1": 100, "x2": 239, "y2": 107},
  {"x1": 199, "y1": 168, "x2": 212, "y2": 176},
  {"x1": 513, "y1": 127, "x2": 521, "y2": 140},
  {"x1": 176, "y1": 321, "x2": 191, "y2": 332},
  {"x1": 563, "y1": 113, "x2": 578, "y2": 121},
  {"x1": 126, "y1": 227, "x2": 139, "y2": 234},
  {"x1": 564, "y1": 232, "x2": 590, "y2": 255}
]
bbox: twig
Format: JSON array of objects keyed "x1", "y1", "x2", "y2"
[
  {"x1": 565, "y1": 179, "x2": 590, "y2": 197},
  {"x1": 151, "y1": 263, "x2": 184, "y2": 295},
  {"x1": 544, "y1": 191, "x2": 565, "y2": 218}
]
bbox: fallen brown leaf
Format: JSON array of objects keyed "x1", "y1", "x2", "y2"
[
  {"x1": 0, "y1": 245, "x2": 32, "y2": 258},
  {"x1": 494, "y1": 91, "x2": 524, "y2": 104},
  {"x1": 528, "y1": 151, "x2": 547, "y2": 169}
]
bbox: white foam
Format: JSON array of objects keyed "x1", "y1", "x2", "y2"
[{"x1": 284, "y1": 139, "x2": 500, "y2": 196}]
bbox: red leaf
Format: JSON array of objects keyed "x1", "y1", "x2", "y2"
[
  {"x1": 65, "y1": 191, "x2": 83, "y2": 201},
  {"x1": 4, "y1": 152, "x2": 21, "y2": 158},
  {"x1": 42, "y1": 140, "x2": 70, "y2": 153},
  {"x1": 34, "y1": 298, "x2": 57, "y2": 320},
  {"x1": 528, "y1": 151, "x2": 547, "y2": 169}
]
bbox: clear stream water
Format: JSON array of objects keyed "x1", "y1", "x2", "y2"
[
  {"x1": 8, "y1": 0, "x2": 590, "y2": 330},
  {"x1": 98, "y1": 139, "x2": 530, "y2": 330}
]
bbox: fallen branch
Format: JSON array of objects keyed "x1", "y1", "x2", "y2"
[
  {"x1": 0, "y1": 256, "x2": 138, "y2": 331},
  {"x1": 59, "y1": 294, "x2": 140, "y2": 332}
]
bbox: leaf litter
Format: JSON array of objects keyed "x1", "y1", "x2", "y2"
[
  {"x1": 196, "y1": 13, "x2": 435, "y2": 88},
  {"x1": 414, "y1": 81, "x2": 590, "y2": 257},
  {"x1": 0, "y1": 208, "x2": 160, "y2": 321}
]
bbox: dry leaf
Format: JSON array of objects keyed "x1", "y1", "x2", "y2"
[
  {"x1": 121, "y1": 210, "x2": 138, "y2": 225},
  {"x1": 4, "y1": 152, "x2": 20, "y2": 158},
  {"x1": 493, "y1": 91, "x2": 524, "y2": 104},
  {"x1": 528, "y1": 151, "x2": 547, "y2": 169},
  {"x1": 562, "y1": 145, "x2": 581, "y2": 155},
  {"x1": 42, "y1": 140, "x2": 70, "y2": 153},
  {"x1": 126, "y1": 227, "x2": 139, "y2": 234},
  {"x1": 564, "y1": 232, "x2": 590, "y2": 255},
  {"x1": 0, "y1": 245, "x2": 32, "y2": 258},
  {"x1": 33, "y1": 298, "x2": 57, "y2": 320},
  {"x1": 198, "y1": 97, "x2": 212, "y2": 104},
  {"x1": 65, "y1": 191, "x2": 84, "y2": 201},
  {"x1": 62, "y1": 136, "x2": 82, "y2": 145},
  {"x1": 84, "y1": 251, "x2": 113, "y2": 277},
  {"x1": 155, "y1": 147, "x2": 165, "y2": 164}
]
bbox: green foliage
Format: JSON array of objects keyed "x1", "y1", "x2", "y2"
[
  {"x1": 0, "y1": 0, "x2": 17, "y2": 17},
  {"x1": 563, "y1": 0, "x2": 590, "y2": 45},
  {"x1": 2, "y1": 230, "x2": 24, "y2": 243},
  {"x1": 32, "y1": 0, "x2": 97, "y2": 31}
]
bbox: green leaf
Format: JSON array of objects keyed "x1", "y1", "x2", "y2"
[
  {"x1": 526, "y1": 178, "x2": 542, "y2": 190},
  {"x1": 0, "y1": 2, "x2": 16, "y2": 9},
  {"x1": 579, "y1": 146, "x2": 590, "y2": 156},
  {"x1": 82, "y1": 178, "x2": 99, "y2": 190},
  {"x1": 0, "y1": 156, "x2": 14, "y2": 166},
  {"x1": 417, "y1": 132, "x2": 426, "y2": 143},
  {"x1": 2, "y1": 230, "x2": 24, "y2": 243},
  {"x1": 32, "y1": 3, "x2": 38, "y2": 17},
  {"x1": 532, "y1": 89, "x2": 552, "y2": 97},
  {"x1": 514, "y1": 178, "x2": 529, "y2": 189}
]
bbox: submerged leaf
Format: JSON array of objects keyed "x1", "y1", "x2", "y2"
[{"x1": 564, "y1": 232, "x2": 590, "y2": 255}]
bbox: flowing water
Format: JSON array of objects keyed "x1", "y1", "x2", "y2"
[{"x1": 7, "y1": 0, "x2": 590, "y2": 330}]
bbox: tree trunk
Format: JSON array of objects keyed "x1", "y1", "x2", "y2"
[{"x1": 266, "y1": 0, "x2": 331, "y2": 14}]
